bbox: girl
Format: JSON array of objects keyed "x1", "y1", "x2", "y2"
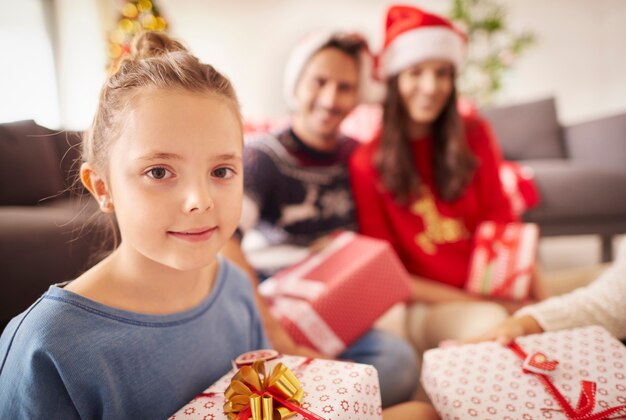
[
  {"x1": 0, "y1": 32, "x2": 268, "y2": 418},
  {"x1": 349, "y1": 5, "x2": 541, "y2": 353},
  {"x1": 0, "y1": 31, "x2": 436, "y2": 420}
]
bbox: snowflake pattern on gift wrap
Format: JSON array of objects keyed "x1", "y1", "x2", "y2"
[{"x1": 171, "y1": 355, "x2": 382, "y2": 419}]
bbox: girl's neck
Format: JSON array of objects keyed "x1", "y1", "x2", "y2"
[
  {"x1": 67, "y1": 245, "x2": 218, "y2": 315},
  {"x1": 407, "y1": 121, "x2": 432, "y2": 140}
]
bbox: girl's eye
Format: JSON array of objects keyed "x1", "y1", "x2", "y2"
[
  {"x1": 145, "y1": 167, "x2": 172, "y2": 180},
  {"x1": 212, "y1": 167, "x2": 235, "y2": 179}
]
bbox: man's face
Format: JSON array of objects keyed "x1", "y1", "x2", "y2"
[{"x1": 292, "y1": 47, "x2": 359, "y2": 149}]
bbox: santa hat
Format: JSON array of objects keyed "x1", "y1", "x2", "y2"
[
  {"x1": 283, "y1": 30, "x2": 384, "y2": 108},
  {"x1": 379, "y1": 5, "x2": 467, "y2": 78}
]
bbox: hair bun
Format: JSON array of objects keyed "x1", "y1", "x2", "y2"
[{"x1": 130, "y1": 31, "x2": 187, "y2": 60}]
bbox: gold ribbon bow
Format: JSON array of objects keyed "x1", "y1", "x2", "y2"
[{"x1": 224, "y1": 360, "x2": 321, "y2": 420}]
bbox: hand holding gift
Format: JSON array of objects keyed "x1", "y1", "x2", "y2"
[
  {"x1": 259, "y1": 232, "x2": 413, "y2": 357},
  {"x1": 422, "y1": 326, "x2": 626, "y2": 419}
]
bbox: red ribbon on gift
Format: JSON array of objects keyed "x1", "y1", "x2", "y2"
[
  {"x1": 234, "y1": 390, "x2": 326, "y2": 420},
  {"x1": 474, "y1": 223, "x2": 534, "y2": 299},
  {"x1": 508, "y1": 341, "x2": 626, "y2": 420}
]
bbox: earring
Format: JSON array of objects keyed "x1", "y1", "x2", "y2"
[{"x1": 99, "y1": 197, "x2": 109, "y2": 209}]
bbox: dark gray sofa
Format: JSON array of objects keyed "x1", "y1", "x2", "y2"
[
  {"x1": 482, "y1": 98, "x2": 626, "y2": 262},
  {"x1": 0, "y1": 120, "x2": 113, "y2": 332}
]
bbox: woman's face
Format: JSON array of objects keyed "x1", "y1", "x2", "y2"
[{"x1": 397, "y1": 59, "x2": 454, "y2": 131}]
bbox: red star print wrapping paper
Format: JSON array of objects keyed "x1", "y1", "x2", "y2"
[
  {"x1": 421, "y1": 326, "x2": 626, "y2": 419},
  {"x1": 169, "y1": 354, "x2": 382, "y2": 419}
]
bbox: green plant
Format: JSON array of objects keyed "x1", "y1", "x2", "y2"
[{"x1": 449, "y1": 0, "x2": 536, "y2": 105}]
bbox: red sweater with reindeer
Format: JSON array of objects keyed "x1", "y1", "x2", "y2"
[{"x1": 349, "y1": 116, "x2": 517, "y2": 289}]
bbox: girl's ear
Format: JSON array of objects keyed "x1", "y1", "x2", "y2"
[{"x1": 80, "y1": 162, "x2": 114, "y2": 214}]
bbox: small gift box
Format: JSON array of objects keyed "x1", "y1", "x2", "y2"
[
  {"x1": 258, "y1": 231, "x2": 412, "y2": 356},
  {"x1": 169, "y1": 350, "x2": 383, "y2": 419},
  {"x1": 465, "y1": 222, "x2": 539, "y2": 300},
  {"x1": 421, "y1": 326, "x2": 626, "y2": 419}
]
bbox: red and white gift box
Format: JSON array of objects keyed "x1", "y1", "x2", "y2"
[
  {"x1": 169, "y1": 354, "x2": 382, "y2": 419},
  {"x1": 465, "y1": 222, "x2": 539, "y2": 300},
  {"x1": 422, "y1": 326, "x2": 626, "y2": 420},
  {"x1": 258, "y1": 232, "x2": 412, "y2": 357}
]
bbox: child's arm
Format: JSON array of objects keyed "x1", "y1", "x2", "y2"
[{"x1": 220, "y1": 237, "x2": 325, "y2": 359}]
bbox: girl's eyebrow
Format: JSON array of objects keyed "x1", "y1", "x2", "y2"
[
  {"x1": 134, "y1": 152, "x2": 242, "y2": 161},
  {"x1": 135, "y1": 152, "x2": 183, "y2": 161},
  {"x1": 215, "y1": 153, "x2": 242, "y2": 161}
]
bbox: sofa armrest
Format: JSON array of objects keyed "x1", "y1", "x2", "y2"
[{"x1": 564, "y1": 113, "x2": 626, "y2": 168}]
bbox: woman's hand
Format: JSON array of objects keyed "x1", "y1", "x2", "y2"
[{"x1": 462, "y1": 314, "x2": 544, "y2": 345}]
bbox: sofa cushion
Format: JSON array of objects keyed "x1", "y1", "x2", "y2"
[
  {"x1": 0, "y1": 198, "x2": 113, "y2": 330},
  {"x1": 521, "y1": 159, "x2": 626, "y2": 221},
  {"x1": 0, "y1": 120, "x2": 66, "y2": 205},
  {"x1": 482, "y1": 97, "x2": 565, "y2": 160}
]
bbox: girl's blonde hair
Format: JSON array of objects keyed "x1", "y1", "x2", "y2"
[{"x1": 83, "y1": 31, "x2": 241, "y2": 172}]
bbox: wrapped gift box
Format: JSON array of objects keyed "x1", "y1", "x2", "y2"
[
  {"x1": 258, "y1": 232, "x2": 412, "y2": 356},
  {"x1": 169, "y1": 354, "x2": 382, "y2": 419},
  {"x1": 422, "y1": 326, "x2": 626, "y2": 419},
  {"x1": 465, "y1": 222, "x2": 539, "y2": 300}
]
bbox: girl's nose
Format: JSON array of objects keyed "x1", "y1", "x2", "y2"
[{"x1": 183, "y1": 180, "x2": 214, "y2": 213}]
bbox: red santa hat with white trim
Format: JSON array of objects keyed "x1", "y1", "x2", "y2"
[
  {"x1": 378, "y1": 5, "x2": 467, "y2": 79},
  {"x1": 283, "y1": 30, "x2": 384, "y2": 108}
]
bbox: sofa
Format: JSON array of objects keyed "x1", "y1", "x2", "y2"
[
  {"x1": 481, "y1": 97, "x2": 626, "y2": 262},
  {"x1": 0, "y1": 120, "x2": 113, "y2": 333}
]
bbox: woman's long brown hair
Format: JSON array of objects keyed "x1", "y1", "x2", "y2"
[{"x1": 374, "y1": 74, "x2": 477, "y2": 204}]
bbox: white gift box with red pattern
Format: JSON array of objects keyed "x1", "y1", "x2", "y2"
[
  {"x1": 465, "y1": 222, "x2": 539, "y2": 300},
  {"x1": 169, "y1": 354, "x2": 382, "y2": 419},
  {"x1": 421, "y1": 326, "x2": 626, "y2": 420},
  {"x1": 259, "y1": 231, "x2": 412, "y2": 357}
]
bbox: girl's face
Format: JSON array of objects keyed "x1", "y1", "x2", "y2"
[
  {"x1": 397, "y1": 59, "x2": 454, "y2": 131},
  {"x1": 106, "y1": 89, "x2": 243, "y2": 272}
]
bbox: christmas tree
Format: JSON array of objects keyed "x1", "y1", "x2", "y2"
[
  {"x1": 107, "y1": 0, "x2": 168, "y2": 73},
  {"x1": 449, "y1": 0, "x2": 536, "y2": 106}
]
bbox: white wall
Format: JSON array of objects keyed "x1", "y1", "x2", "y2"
[
  {"x1": 158, "y1": 0, "x2": 626, "y2": 124},
  {"x1": 3, "y1": 0, "x2": 625, "y2": 128}
]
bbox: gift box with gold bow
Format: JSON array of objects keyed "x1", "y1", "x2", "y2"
[
  {"x1": 465, "y1": 222, "x2": 539, "y2": 300},
  {"x1": 169, "y1": 353, "x2": 382, "y2": 419},
  {"x1": 258, "y1": 231, "x2": 412, "y2": 357},
  {"x1": 421, "y1": 326, "x2": 626, "y2": 419}
]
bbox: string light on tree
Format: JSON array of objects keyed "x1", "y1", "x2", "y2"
[{"x1": 107, "y1": 0, "x2": 168, "y2": 72}]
